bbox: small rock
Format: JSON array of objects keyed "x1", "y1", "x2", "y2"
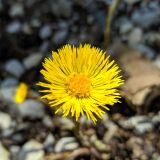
[
  {"x1": 128, "y1": 28, "x2": 143, "y2": 45},
  {"x1": 10, "y1": 145, "x2": 20, "y2": 160},
  {"x1": 43, "y1": 133, "x2": 55, "y2": 152},
  {"x1": 0, "y1": 112, "x2": 12, "y2": 130},
  {"x1": 39, "y1": 25, "x2": 52, "y2": 39},
  {"x1": 124, "y1": 0, "x2": 140, "y2": 4},
  {"x1": 134, "y1": 122, "x2": 153, "y2": 135},
  {"x1": 18, "y1": 100, "x2": 45, "y2": 119},
  {"x1": 120, "y1": 21, "x2": 133, "y2": 34},
  {"x1": 51, "y1": 0, "x2": 73, "y2": 18},
  {"x1": 42, "y1": 116, "x2": 53, "y2": 128},
  {"x1": 1, "y1": 78, "x2": 18, "y2": 88},
  {"x1": 54, "y1": 137, "x2": 78, "y2": 152},
  {"x1": 0, "y1": 87, "x2": 16, "y2": 102},
  {"x1": 132, "y1": 9, "x2": 160, "y2": 29},
  {"x1": 56, "y1": 118, "x2": 74, "y2": 130},
  {"x1": 134, "y1": 44, "x2": 156, "y2": 59},
  {"x1": 94, "y1": 140, "x2": 107, "y2": 152},
  {"x1": 23, "y1": 53, "x2": 43, "y2": 69},
  {"x1": 30, "y1": 18, "x2": 41, "y2": 28},
  {"x1": 52, "y1": 29, "x2": 68, "y2": 45},
  {"x1": 152, "y1": 115, "x2": 160, "y2": 125},
  {"x1": 6, "y1": 21, "x2": 21, "y2": 34},
  {"x1": 5, "y1": 59, "x2": 25, "y2": 78},
  {"x1": 119, "y1": 116, "x2": 149, "y2": 129},
  {"x1": 22, "y1": 23, "x2": 33, "y2": 35},
  {"x1": 19, "y1": 140, "x2": 44, "y2": 160},
  {"x1": 0, "y1": 142, "x2": 10, "y2": 160},
  {"x1": 9, "y1": 3, "x2": 24, "y2": 17}
]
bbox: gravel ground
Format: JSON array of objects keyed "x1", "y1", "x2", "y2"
[{"x1": 0, "y1": 0, "x2": 160, "y2": 160}]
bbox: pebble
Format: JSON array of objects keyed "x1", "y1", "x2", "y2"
[
  {"x1": 6, "y1": 21, "x2": 21, "y2": 34},
  {"x1": 10, "y1": 145, "x2": 20, "y2": 160},
  {"x1": 39, "y1": 25, "x2": 52, "y2": 39},
  {"x1": 0, "y1": 142, "x2": 10, "y2": 160},
  {"x1": 120, "y1": 21, "x2": 133, "y2": 34},
  {"x1": 51, "y1": 0, "x2": 73, "y2": 18},
  {"x1": 128, "y1": 28, "x2": 143, "y2": 45},
  {"x1": 18, "y1": 100, "x2": 45, "y2": 119},
  {"x1": 19, "y1": 140, "x2": 44, "y2": 160},
  {"x1": 1, "y1": 78, "x2": 18, "y2": 88},
  {"x1": 152, "y1": 115, "x2": 160, "y2": 125},
  {"x1": 132, "y1": 9, "x2": 160, "y2": 29},
  {"x1": 54, "y1": 137, "x2": 78, "y2": 152},
  {"x1": 119, "y1": 115, "x2": 149, "y2": 129},
  {"x1": 0, "y1": 112, "x2": 12, "y2": 130},
  {"x1": 56, "y1": 118, "x2": 74, "y2": 130},
  {"x1": 5, "y1": 59, "x2": 25, "y2": 78},
  {"x1": 9, "y1": 3, "x2": 24, "y2": 17},
  {"x1": 134, "y1": 122, "x2": 153, "y2": 135},
  {"x1": 0, "y1": 87, "x2": 16, "y2": 102},
  {"x1": 23, "y1": 53, "x2": 43, "y2": 69},
  {"x1": 124, "y1": 0, "x2": 140, "y2": 4},
  {"x1": 52, "y1": 29, "x2": 68, "y2": 45},
  {"x1": 43, "y1": 133, "x2": 55, "y2": 152},
  {"x1": 134, "y1": 44, "x2": 156, "y2": 59}
]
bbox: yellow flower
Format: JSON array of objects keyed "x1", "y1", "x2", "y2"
[
  {"x1": 37, "y1": 44, "x2": 124, "y2": 123},
  {"x1": 15, "y1": 83, "x2": 28, "y2": 104}
]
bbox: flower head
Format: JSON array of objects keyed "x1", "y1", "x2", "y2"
[
  {"x1": 15, "y1": 83, "x2": 28, "y2": 104},
  {"x1": 37, "y1": 44, "x2": 124, "y2": 123}
]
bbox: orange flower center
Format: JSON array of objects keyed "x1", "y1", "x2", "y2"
[{"x1": 66, "y1": 73, "x2": 91, "y2": 98}]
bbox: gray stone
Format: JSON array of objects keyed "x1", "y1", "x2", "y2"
[
  {"x1": 120, "y1": 21, "x2": 133, "y2": 34},
  {"x1": 18, "y1": 100, "x2": 45, "y2": 119},
  {"x1": 1, "y1": 78, "x2": 18, "y2": 88},
  {"x1": 54, "y1": 137, "x2": 78, "y2": 152},
  {"x1": 39, "y1": 25, "x2": 52, "y2": 39},
  {"x1": 19, "y1": 140, "x2": 44, "y2": 160},
  {"x1": 30, "y1": 19, "x2": 41, "y2": 28},
  {"x1": 134, "y1": 122, "x2": 153, "y2": 135},
  {"x1": 5, "y1": 59, "x2": 25, "y2": 78},
  {"x1": 0, "y1": 87, "x2": 16, "y2": 102},
  {"x1": 0, "y1": 112, "x2": 12, "y2": 130},
  {"x1": 132, "y1": 9, "x2": 160, "y2": 29},
  {"x1": 9, "y1": 3, "x2": 24, "y2": 17},
  {"x1": 10, "y1": 145, "x2": 20, "y2": 159},
  {"x1": 42, "y1": 116, "x2": 53, "y2": 128},
  {"x1": 56, "y1": 118, "x2": 74, "y2": 130},
  {"x1": 52, "y1": 29, "x2": 68, "y2": 45},
  {"x1": 0, "y1": 142, "x2": 10, "y2": 160},
  {"x1": 128, "y1": 28, "x2": 143, "y2": 45},
  {"x1": 23, "y1": 53, "x2": 43, "y2": 69},
  {"x1": 51, "y1": 0, "x2": 73, "y2": 18},
  {"x1": 6, "y1": 21, "x2": 21, "y2": 33},
  {"x1": 43, "y1": 133, "x2": 55, "y2": 152},
  {"x1": 144, "y1": 32, "x2": 160, "y2": 45},
  {"x1": 134, "y1": 44, "x2": 156, "y2": 59},
  {"x1": 152, "y1": 115, "x2": 160, "y2": 125},
  {"x1": 119, "y1": 116, "x2": 149, "y2": 129},
  {"x1": 124, "y1": 0, "x2": 140, "y2": 4}
]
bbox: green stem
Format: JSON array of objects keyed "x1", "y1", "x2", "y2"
[{"x1": 104, "y1": 0, "x2": 121, "y2": 49}]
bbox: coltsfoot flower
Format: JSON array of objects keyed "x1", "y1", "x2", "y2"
[
  {"x1": 15, "y1": 83, "x2": 28, "y2": 104},
  {"x1": 37, "y1": 44, "x2": 124, "y2": 123}
]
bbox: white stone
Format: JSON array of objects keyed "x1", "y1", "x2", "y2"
[
  {"x1": 54, "y1": 137, "x2": 78, "y2": 152},
  {"x1": 0, "y1": 112, "x2": 12, "y2": 130},
  {"x1": 20, "y1": 140, "x2": 44, "y2": 160},
  {"x1": 0, "y1": 142, "x2": 10, "y2": 160},
  {"x1": 6, "y1": 21, "x2": 21, "y2": 33}
]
